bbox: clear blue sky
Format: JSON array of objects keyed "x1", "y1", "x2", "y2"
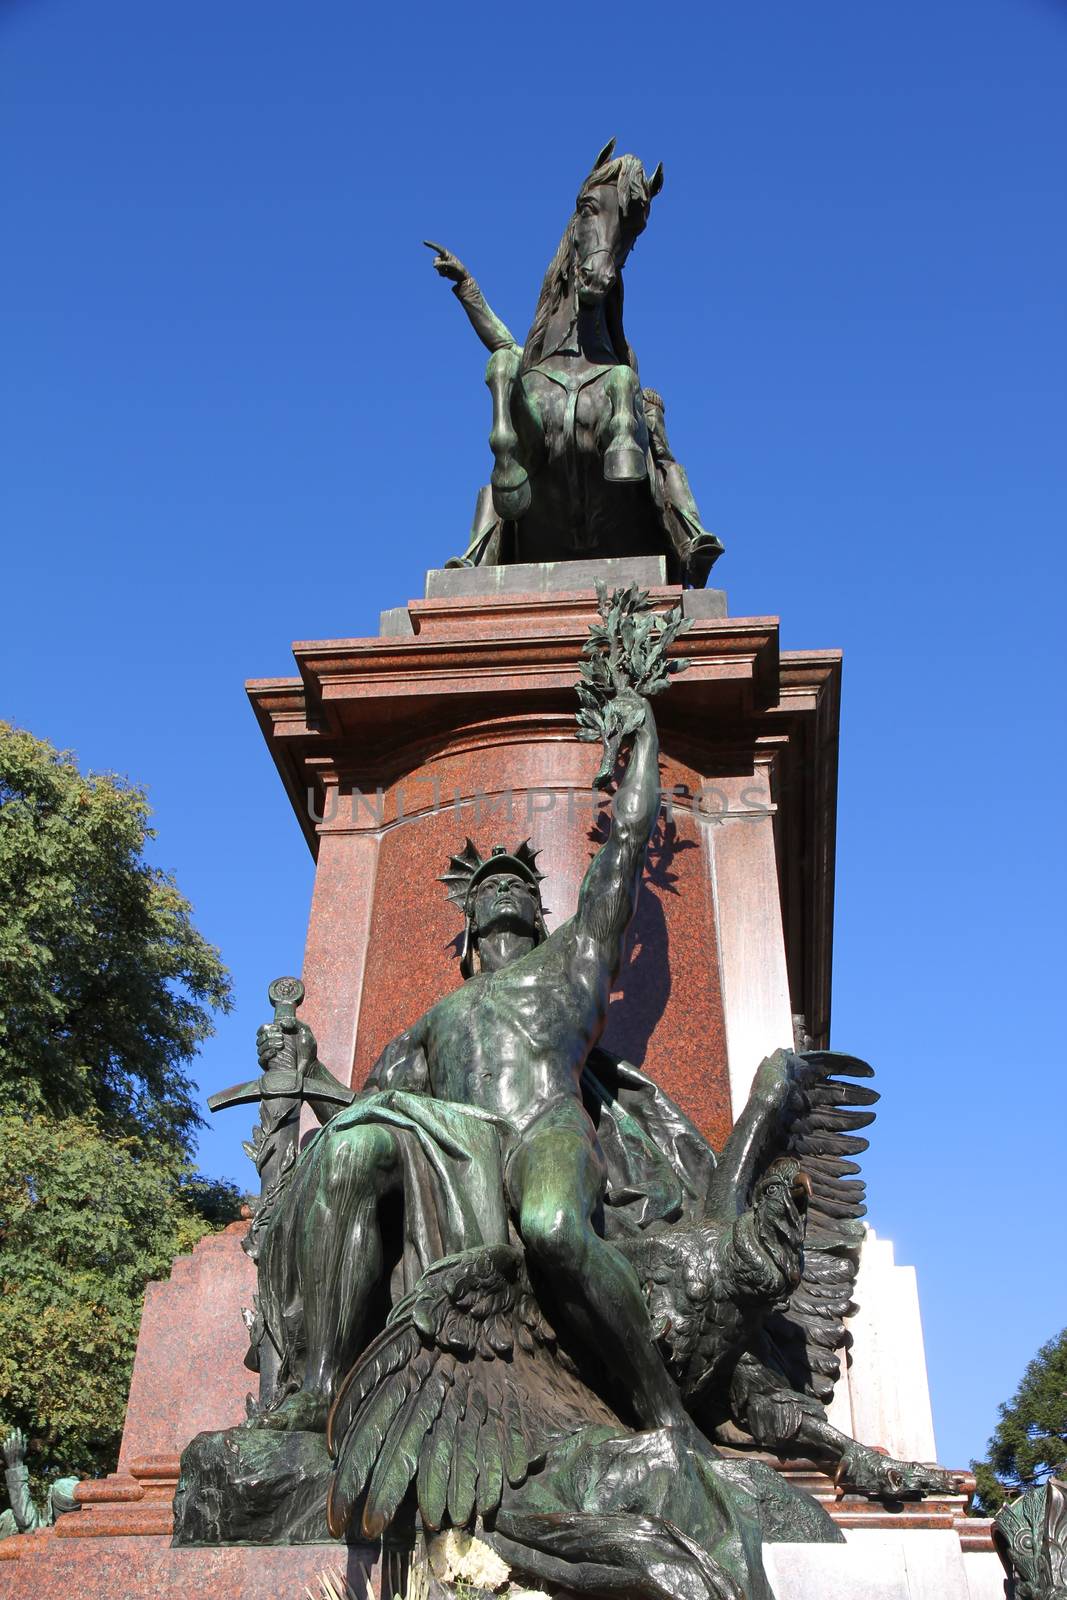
[{"x1": 3, "y1": 0, "x2": 1065, "y2": 1475}]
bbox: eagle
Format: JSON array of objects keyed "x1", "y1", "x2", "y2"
[{"x1": 325, "y1": 1048, "x2": 959, "y2": 1600}]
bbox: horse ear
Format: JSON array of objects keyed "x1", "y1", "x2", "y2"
[
  {"x1": 647, "y1": 162, "x2": 664, "y2": 199},
  {"x1": 591, "y1": 137, "x2": 616, "y2": 173}
]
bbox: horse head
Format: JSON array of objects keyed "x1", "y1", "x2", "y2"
[
  {"x1": 521, "y1": 140, "x2": 664, "y2": 374},
  {"x1": 572, "y1": 137, "x2": 664, "y2": 305}
]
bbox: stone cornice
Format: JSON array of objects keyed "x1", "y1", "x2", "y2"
[{"x1": 247, "y1": 597, "x2": 840, "y2": 1049}]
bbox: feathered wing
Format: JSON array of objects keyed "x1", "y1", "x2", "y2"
[
  {"x1": 759, "y1": 1050, "x2": 878, "y2": 1403},
  {"x1": 325, "y1": 1244, "x2": 614, "y2": 1542}
]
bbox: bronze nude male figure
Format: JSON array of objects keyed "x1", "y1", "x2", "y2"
[
  {"x1": 250, "y1": 675, "x2": 690, "y2": 1442},
  {"x1": 0, "y1": 1430, "x2": 79, "y2": 1540},
  {"x1": 179, "y1": 590, "x2": 959, "y2": 1597}
]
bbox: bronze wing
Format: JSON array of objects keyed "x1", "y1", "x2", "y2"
[
  {"x1": 759, "y1": 1049, "x2": 879, "y2": 1402},
  {"x1": 326, "y1": 1243, "x2": 613, "y2": 1542}
]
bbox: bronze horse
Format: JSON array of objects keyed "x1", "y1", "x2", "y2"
[{"x1": 427, "y1": 140, "x2": 723, "y2": 585}]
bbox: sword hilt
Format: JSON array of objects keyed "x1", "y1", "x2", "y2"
[
  {"x1": 266, "y1": 975, "x2": 306, "y2": 1090},
  {"x1": 208, "y1": 973, "x2": 350, "y2": 1116},
  {"x1": 267, "y1": 975, "x2": 304, "y2": 1033}
]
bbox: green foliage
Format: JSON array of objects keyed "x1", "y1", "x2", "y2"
[
  {"x1": 972, "y1": 1329, "x2": 1067, "y2": 1514},
  {"x1": 0, "y1": 721, "x2": 231, "y2": 1155},
  {"x1": 0, "y1": 722, "x2": 241, "y2": 1491},
  {"x1": 0, "y1": 1112, "x2": 242, "y2": 1484},
  {"x1": 575, "y1": 581, "x2": 691, "y2": 787}
]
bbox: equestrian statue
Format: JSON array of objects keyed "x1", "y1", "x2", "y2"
[{"x1": 426, "y1": 140, "x2": 724, "y2": 585}]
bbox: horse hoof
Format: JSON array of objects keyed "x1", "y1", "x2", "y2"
[
  {"x1": 491, "y1": 478, "x2": 532, "y2": 519},
  {"x1": 604, "y1": 444, "x2": 648, "y2": 483}
]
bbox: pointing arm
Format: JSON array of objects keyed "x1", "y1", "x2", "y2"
[{"x1": 425, "y1": 241, "x2": 519, "y2": 353}]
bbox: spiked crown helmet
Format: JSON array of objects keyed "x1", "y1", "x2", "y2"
[{"x1": 440, "y1": 839, "x2": 549, "y2": 978}]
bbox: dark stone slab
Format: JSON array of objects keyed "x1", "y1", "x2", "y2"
[
  {"x1": 424, "y1": 555, "x2": 668, "y2": 601},
  {"x1": 173, "y1": 1427, "x2": 336, "y2": 1546},
  {"x1": 682, "y1": 588, "x2": 728, "y2": 621},
  {"x1": 379, "y1": 568, "x2": 728, "y2": 634}
]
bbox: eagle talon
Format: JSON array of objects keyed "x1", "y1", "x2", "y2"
[{"x1": 835, "y1": 1442, "x2": 956, "y2": 1500}]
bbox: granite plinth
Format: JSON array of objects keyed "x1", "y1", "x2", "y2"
[
  {"x1": 380, "y1": 562, "x2": 727, "y2": 636},
  {"x1": 425, "y1": 554, "x2": 668, "y2": 599},
  {"x1": 0, "y1": 1533, "x2": 1002, "y2": 1600},
  {"x1": 0, "y1": 1453, "x2": 990, "y2": 1598},
  {"x1": 0, "y1": 1448, "x2": 375, "y2": 1598}
]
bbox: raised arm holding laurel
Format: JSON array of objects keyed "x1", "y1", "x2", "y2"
[{"x1": 243, "y1": 587, "x2": 690, "y2": 1441}]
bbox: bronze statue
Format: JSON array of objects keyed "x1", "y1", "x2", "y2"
[
  {"x1": 0, "y1": 1429, "x2": 79, "y2": 1539},
  {"x1": 426, "y1": 141, "x2": 724, "y2": 585},
  {"x1": 247, "y1": 592, "x2": 696, "y2": 1445},
  {"x1": 993, "y1": 1479, "x2": 1067, "y2": 1600},
  {"x1": 177, "y1": 589, "x2": 959, "y2": 1600}
]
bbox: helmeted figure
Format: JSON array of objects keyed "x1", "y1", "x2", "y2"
[{"x1": 441, "y1": 839, "x2": 549, "y2": 979}]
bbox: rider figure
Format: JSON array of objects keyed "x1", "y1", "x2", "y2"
[{"x1": 426, "y1": 241, "x2": 722, "y2": 582}]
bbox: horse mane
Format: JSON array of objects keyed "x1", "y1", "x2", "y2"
[
  {"x1": 521, "y1": 224, "x2": 575, "y2": 373},
  {"x1": 520, "y1": 154, "x2": 651, "y2": 374}
]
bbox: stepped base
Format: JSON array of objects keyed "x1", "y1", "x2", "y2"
[
  {"x1": 379, "y1": 559, "x2": 727, "y2": 634},
  {"x1": 0, "y1": 1523, "x2": 1003, "y2": 1600},
  {"x1": 0, "y1": 1451, "x2": 998, "y2": 1599},
  {"x1": 0, "y1": 1535, "x2": 368, "y2": 1600}
]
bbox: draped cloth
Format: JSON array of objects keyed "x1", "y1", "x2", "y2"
[
  {"x1": 250, "y1": 1054, "x2": 838, "y2": 1589},
  {"x1": 256, "y1": 1049, "x2": 718, "y2": 1369},
  {"x1": 583, "y1": 1048, "x2": 716, "y2": 1235}
]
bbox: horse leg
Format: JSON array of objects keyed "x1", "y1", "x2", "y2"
[
  {"x1": 485, "y1": 346, "x2": 532, "y2": 519},
  {"x1": 600, "y1": 365, "x2": 648, "y2": 483}
]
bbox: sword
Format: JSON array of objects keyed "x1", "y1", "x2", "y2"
[
  {"x1": 208, "y1": 976, "x2": 353, "y2": 1194},
  {"x1": 207, "y1": 976, "x2": 353, "y2": 1400}
]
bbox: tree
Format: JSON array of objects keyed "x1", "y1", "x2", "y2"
[
  {"x1": 0, "y1": 1113, "x2": 240, "y2": 1481},
  {"x1": 0, "y1": 723, "x2": 241, "y2": 1486},
  {"x1": 972, "y1": 1330, "x2": 1067, "y2": 1514},
  {"x1": 0, "y1": 722, "x2": 231, "y2": 1155}
]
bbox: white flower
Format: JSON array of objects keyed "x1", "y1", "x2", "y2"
[{"x1": 427, "y1": 1530, "x2": 511, "y2": 1591}]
